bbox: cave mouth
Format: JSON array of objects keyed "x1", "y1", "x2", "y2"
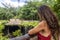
[{"x1": 2, "y1": 25, "x2": 20, "y2": 36}]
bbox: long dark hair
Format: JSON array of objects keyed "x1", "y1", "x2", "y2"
[{"x1": 38, "y1": 5, "x2": 60, "y2": 40}]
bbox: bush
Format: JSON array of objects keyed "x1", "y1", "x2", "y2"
[
  {"x1": 0, "y1": 33, "x2": 9, "y2": 40},
  {"x1": 20, "y1": 21, "x2": 39, "y2": 27},
  {"x1": 0, "y1": 20, "x2": 8, "y2": 32},
  {"x1": 12, "y1": 30, "x2": 22, "y2": 37}
]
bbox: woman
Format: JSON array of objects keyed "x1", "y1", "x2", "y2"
[
  {"x1": 10, "y1": 5, "x2": 60, "y2": 40},
  {"x1": 28, "y1": 5, "x2": 60, "y2": 40}
]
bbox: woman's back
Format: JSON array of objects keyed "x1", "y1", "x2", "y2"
[{"x1": 37, "y1": 20, "x2": 51, "y2": 40}]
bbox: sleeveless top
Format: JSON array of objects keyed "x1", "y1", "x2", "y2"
[{"x1": 37, "y1": 33, "x2": 51, "y2": 40}]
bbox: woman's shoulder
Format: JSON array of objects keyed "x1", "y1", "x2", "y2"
[
  {"x1": 38, "y1": 20, "x2": 47, "y2": 27},
  {"x1": 39, "y1": 20, "x2": 46, "y2": 24}
]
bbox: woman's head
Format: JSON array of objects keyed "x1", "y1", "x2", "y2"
[{"x1": 38, "y1": 5, "x2": 60, "y2": 40}]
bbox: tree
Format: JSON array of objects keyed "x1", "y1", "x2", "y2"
[
  {"x1": 0, "y1": 2, "x2": 17, "y2": 20},
  {"x1": 17, "y1": 1, "x2": 41, "y2": 20},
  {"x1": 0, "y1": 0, "x2": 60, "y2": 20},
  {"x1": 53, "y1": 0, "x2": 60, "y2": 20}
]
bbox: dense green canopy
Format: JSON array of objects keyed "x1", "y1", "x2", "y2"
[{"x1": 0, "y1": 0, "x2": 60, "y2": 20}]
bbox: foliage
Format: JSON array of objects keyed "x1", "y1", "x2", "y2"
[
  {"x1": 0, "y1": 20, "x2": 8, "y2": 40},
  {"x1": 0, "y1": 20, "x2": 8, "y2": 32},
  {"x1": 0, "y1": 0, "x2": 60, "y2": 20},
  {"x1": 53, "y1": 0, "x2": 60, "y2": 20},
  {"x1": 20, "y1": 21, "x2": 39, "y2": 27},
  {"x1": 17, "y1": 1, "x2": 40, "y2": 20},
  {"x1": 0, "y1": 33, "x2": 9, "y2": 40},
  {"x1": 12, "y1": 30, "x2": 22, "y2": 37}
]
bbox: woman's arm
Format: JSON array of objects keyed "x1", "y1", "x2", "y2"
[{"x1": 28, "y1": 21, "x2": 45, "y2": 35}]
